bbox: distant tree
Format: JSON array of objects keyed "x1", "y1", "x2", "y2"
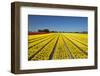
[
  {"x1": 43, "y1": 29, "x2": 49, "y2": 32},
  {"x1": 51, "y1": 31, "x2": 55, "y2": 33},
  {"x1": 38, "y1": 29, "x2": 43, "y2": 32},
  {"x1": 38, "y1": 29, "x2": 50, "y2": 32}
]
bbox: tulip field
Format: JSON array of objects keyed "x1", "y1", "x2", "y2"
[{"x1": 28, "y1": 33, "x2": 88, "y2": 61}]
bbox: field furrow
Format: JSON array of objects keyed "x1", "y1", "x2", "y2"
[
  {"x1": 28, "y1": 34, "x2": 52, "y2": 42},
  {"x1": 28, "y1": 35, "x2": 56, "y2": 60},
  {"x1": 64, "y1": 34, "x2": 88, "y2": 53},
  {"x1": 63, "y1": 35, "x2": 87, "y2": 58},
  {"x1": 31, "y1": 34, "x2": 59, "y2": 60},
  {"x1": 53, "y1": 34, "x2": 70, "y2": 59},
  {"x1": 62, "y1": 35, "x2": 74, "y2": 59},
  {"x1": 28, "y1": 34, "x2": 54, "y2": 49},
  {"x1": 28, "y1": 33, "x2": 88, "y2": 60},
  {"x1": 28, "y1": 33, "x2": 51, "y2": 40},
  {"x1": 63, "y1": 33, "x2": 88, "y2": 46}
]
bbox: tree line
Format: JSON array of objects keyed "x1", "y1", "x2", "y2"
[{"x1": 37, "y1": 29, "x2": 88, "y2": 33}]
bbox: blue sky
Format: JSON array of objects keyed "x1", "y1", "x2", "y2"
[{"x1": 28, "y1": 15, "x2": 88, "y2": 32}]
